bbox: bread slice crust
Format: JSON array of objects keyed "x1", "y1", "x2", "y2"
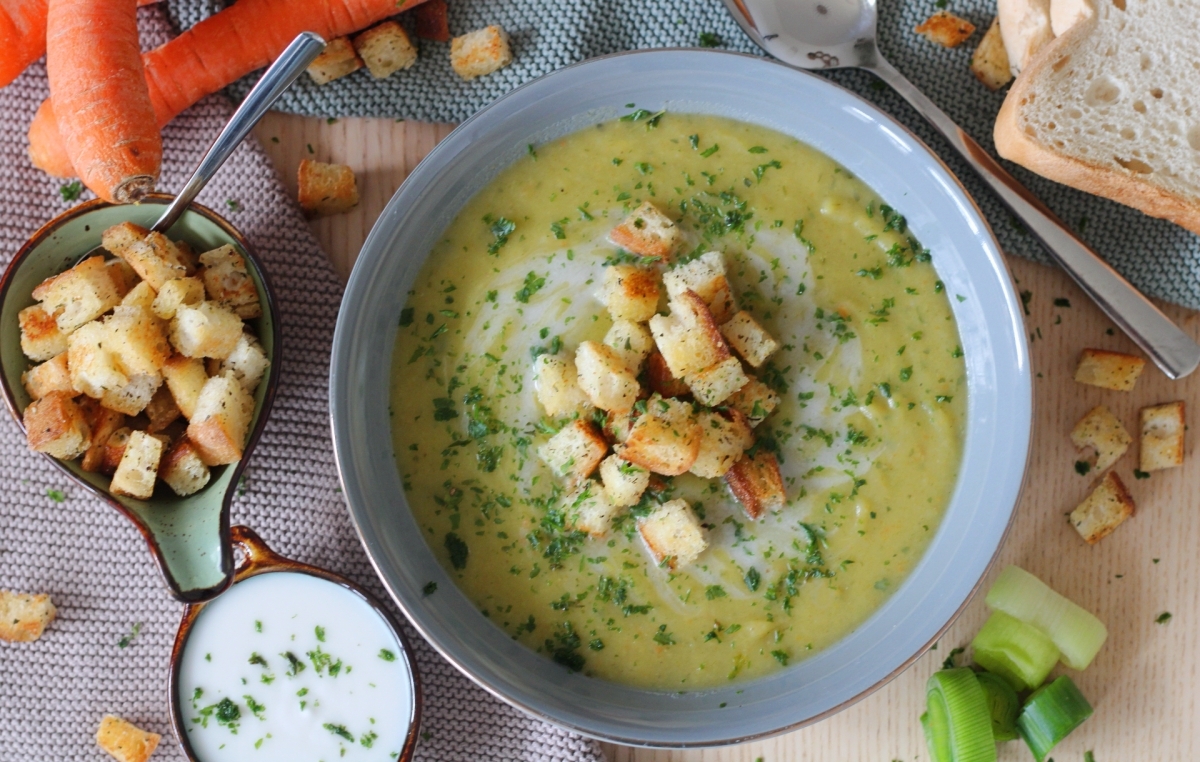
[{"x1": 995, "y1": 1, "x2": 1200, "y2": 235}]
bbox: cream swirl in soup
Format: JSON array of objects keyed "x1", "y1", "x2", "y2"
[{"x1": 391, "y1": 112, "x2": 966, "y2": 689}]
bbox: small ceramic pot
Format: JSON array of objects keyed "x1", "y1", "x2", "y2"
[
  {"x1": 0, "y1": 195, "x2": 280, "y2": 602},
  {"x1": 167, "y1": 525, "x2": 422, "y2": 762}
]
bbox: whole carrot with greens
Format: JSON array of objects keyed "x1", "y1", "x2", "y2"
[
  {"x1": 44, "y1": 0, "x2": 160, "y2": 202},
  {"x1": 28, "y1": 0, "x2": 431, "y2": 178},
  {"x1": 0, "y1": 0, "x2": 157, "y2": 89}
]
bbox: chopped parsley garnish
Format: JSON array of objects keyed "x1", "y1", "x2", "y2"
[
  {"x1": 324, "y1": 723, "x2": 355, "y2": 741},
  {"x1": 705, "y1": 585, "x2": 727, "y2": 600},
  {"x1": 432, "y1": 397, "x2": 458, "y2": 421},
  {"x1": 942, "y1": 646, "x2": 965, "y2": 669},
  {"x1": 700, "y1": 143, "x2": 719, "y2": 158},
  {"x1": 748, "y1": 146, "x2": 768, "y2": 154},
  {"x1": 1133, "y1": 469, "x2": 1151, "y2": 479},
  {"x1": 1156, "y1": 612, "x2": 1172, "y2": 624},
  {"x1": 45, "y1": 488, "x2": 66, "y2": 503},
  {"x1": 484, "y1": 215, "x2": 516, "y2": 255},
  {"x1": 444, "y1": 532, "x2": 469, "y2": 569},
  {"x1": 422, "y1": 581, "x2": 438, "y2": 596},
  {"x1": 243, "y1": 695, "x2": 265, "y2": 720},
  {"x1": 378, "y1": 649, "x2": 397, "y2": 662},
  {"x1": 248, "y1": 652, "x2": 268, "y2": 667},
  {"x1": 1075, "y1": 461, "x2": 1091, "y2": 476},
  {"x1": 514, "y1": 271, "x2": 547, "y2": 303},
  {"x1": 527, "y1": 143, "x2": 537, "y2": 159},
  {"x1": 361, "y1": 730, "x2": 378, "y2": 748},
  {"x1": 752, "y1": 160, "x2": 781, "y2": 182},
  {"x1": 58, "y1": 180, "x2": 83, "y2": 202},
  {"x1": 652, "y1": 624, "x2": 676, "y2": 646},
  {"x1": 398, "y1": 307, "x2": 414, "y2": 326},
  {"x1": 771, "y1": 650, "x2": 789, "y2": 666},
  {"x1": 117, "y1": 622, "x2": 142, "y2": 648},
  {"x1": 225, "y1": 199, "x2": 242, "y2": 212},
  {"x1": 550, "y1": 218, "x2": 568, "y2": 239},
  {"x1": 698, "y1": 31, "x2": 721, "y2": 47},
  {"x1": 546, "y1": 621, "x2": 586, "y2": 671}
]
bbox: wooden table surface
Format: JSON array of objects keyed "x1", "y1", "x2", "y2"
[{"x1": 255, "y1": 113, "x2": 1200, "y2": 761}]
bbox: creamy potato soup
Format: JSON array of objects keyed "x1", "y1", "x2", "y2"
[{"x1": 391, "y1": 112, "x2": 966, "y2": 690}]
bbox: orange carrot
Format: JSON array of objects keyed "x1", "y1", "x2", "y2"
[
  {"x1": 28, "y1": 0, "x2": 430, "y2": 179},
  {"x1": 45, "y1": 0, "x2": 161, "y2": 202},
  {"x1": 0, "y1": 0, "x2": 157, "y2": 89}
]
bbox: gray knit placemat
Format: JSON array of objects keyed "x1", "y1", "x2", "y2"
[
  {"x1": 0, "y1": 8, "x2": 604, "y2": 762},
  {"x1": 165, "y1": 0, "x2": 1200, "y2": 310}
]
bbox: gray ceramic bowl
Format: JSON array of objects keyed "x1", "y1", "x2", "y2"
[
  {"x1": 331, "y1": 50, "x2": 1032, "y2": 746},
  {"x1": 0, "y1": 196, "x2": 279, "y2": 602}
]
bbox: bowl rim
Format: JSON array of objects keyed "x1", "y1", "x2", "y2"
[
  {"x1": 330, "y1": 48, "x2": 1032, "y2": 746},
  {"x1": 165, "y1": 525, "x2": 423, "y2": 762},
  {"x1": 0, "y1": 194, "x2": 282, "y2": 602}
]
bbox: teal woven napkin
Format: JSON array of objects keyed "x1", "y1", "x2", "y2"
[{"x1": 166, "y1": 0, "x2": 1200, "y2": 309}]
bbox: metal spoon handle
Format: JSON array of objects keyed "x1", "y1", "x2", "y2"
[
  {"x1": 868, "y1": 56, "x2": 1200, "y2": 379},
  {"x1": 152, "y1": 31, "x2": 327, "y2": 234}
]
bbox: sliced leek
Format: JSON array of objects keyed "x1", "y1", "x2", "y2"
[
  {"x1": 971, "y1": 610, "x2": 1061, "y2": 691},
  {"x1": 1017, "y1": 676, "x2": 1094, "y2": 762},
  {"x1": 975, "y1": 671, "x2": 1019, "y2": 742},
  {"x1": 985, "y1": 566, "x2": 1107, "y2": 670},
  {"x1": 923, "y1": 668, "x2": 997, "y2": 762}
]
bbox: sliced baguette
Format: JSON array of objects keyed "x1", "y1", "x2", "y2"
[{"x1": 995, "y1": 0, "x2": 1200, "y2": 235}]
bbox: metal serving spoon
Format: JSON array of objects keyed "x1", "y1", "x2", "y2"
[
  {"x1": 722, "y1": 0, "x2": 1200, "y2": 379},
  {"x1": 81, "y1": 30, "x2": 326, "y2": 258}
]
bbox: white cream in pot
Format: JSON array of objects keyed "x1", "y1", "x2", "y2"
[{"x1": 177, "y1": 572, "x2": 414, "y2": 761}]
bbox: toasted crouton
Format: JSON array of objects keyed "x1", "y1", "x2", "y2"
[
  {"x1": 691, "y1": 411, "x2": 754, "y2": 479},
  {"x1": 726, "y1": 449, "x2": 786, "y2": 519},
  {"x1": 1070, "y1": 405, "x2": 1131, "y2": 472},
  {"x1": 119, "y1": 283, "x2": 155, "y2": 313},
  {"x1": 0, "y1": 590, "x2": 56, "y2": 642},
  {"x1": 617, "y1": 396, "x2": 701, "y2": 476},
  {"x1": 720, "y1": 311, "x2": 780, "y2": 369},
  {"x1": 538, "y1": 419, "x2": 608, "y2": 485},
  {"x1": 109, "y1": 430, "x2": 164, "y2": 500},
  {"x1": 23, "y1": 392, "x2": 90, "y2": 459},
  {"x1": 1074, "y1": 349, "x2": 1145, "y2": 391},
  {"x1": 1070, "y1": 471, "x2": 1135, "y2": 544},
  {"x1": 170, "y1": 301, "x2": 244, "y2": 360},
  {"x1": 637, "y1": 499, "x2": 707, "y2": 570},
  {"x1": 107, "y1": 305, "x2": 171, "y2": 377},
  {"x1": 575, "y1": 341, "x2": 640, "y2": 412},
  {"x1": 603, "y1": 409, "x2": 636, "y2": 444},
  {"x1": 915, "y1": 10, "x2": 976, "y2": 47},
  {"x1": 159, "y1": 438, "x2": 211, "y2": 497},
  {"x1": 601, "y1": 264, "x2": 661, "y2": 323},
  {"x1": 31, "y1": 255, "x2": 123, "y2": 335},
  {"x1": 1140, "y1": 401, "x2": 1185, "y2": 471},
  {"x1": 67, "y1": 321, "x2": 126, "y2": 399},
  {"x1": 644, "y1": 350, "x2": 690, "y2": 398},
  {"x1": 100, "y1": 222, "x2": 149, "y2": 260},
  {"x1": 449, "y1": 25, "x2": 513, "y2": 81},
  {"x1": 187, "y1": 373, "x2": 254, "y2": 466},
  {"x1": 604, "y1": 319, "x2": 654, "y2": 374},
  {"x1": 162, "y1": 355, "x2": 208, "y2": 420},
  {"x1": 104, "y1": 259, "x2": 138, "y2": 298},
  {"x1": 599, "y1": 454, "x2": 649, "y2": 507},
  {"x1": 412, "y1": 0, "x2": 450, "y2": 41},
  {"x1": 298, "y1": 159, "x2": 360, "y2": 218},
  {"x1": 22, "y1": 353, "x2": 73, "y2": 400},
  {"x1": 564, "y1": 480, "x2": 619, "y2": 538},
  {"x1": 78, "y1": 398, "x2": 125, "y2": 472},
  {"x1": 119, "y1": 233, "x2": 192, "y2": 291},
  {"x1": 98, "y1": 428, "x2": 132, "y2": 475},
  {"x1": 150, "y1": 277, "x2": 204, "y2": 320},
  {"x1": 971, "y1": 17, "x2": 1012, "y2": 90},
  {"x1": 143, "y1": 385, "x2": 182, "y2": 433},
  {"x1": 726, "y1": 377, "x2": 780, "y2": 427},
  {"x1": 198, "y1": 245, "x2": 261, "y2": 319},
  {"x1": 96, "y1": 714, "x2": 161, "y2": 762},
  {"x1": 19, "y1": 304, "x2": 67, "y2": 361},
  {"x1": 307, "y1": 36, "x2": 362, "y2": 85},
  {"x1": 221, "y1": 333, "x2": 269, "y2": 392},
  {"x1": 534, "y1": 354, "x2": 590, "y2": 417},
  {"x1": 608, "y1": 202, "x2": 680, "y2": 261},
  {"x1": 686, "y1": 356, "x2": 749, "y2": 406},
  {"x1": 649, "y1": 290, "x2": 730, "y2": 378},
  {"x1": 663, "y1": 252, "x2": 736, "y2": 323},
  {"x1": 353, "y1": 21, "x2": 418, "y2": 79},
  {"x1": 101, "y1": 375, "x2": 161, "y2": 417}
]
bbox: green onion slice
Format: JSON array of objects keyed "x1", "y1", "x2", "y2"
[
  {"x1": 986, "y1": 566, "x2": 1107, "y2": 670},
  {"x1": 1017, "y1": 676, "x2": 1094, "y2": 762},
  {"x1": 975, "y1": 671, "x2": 1020, "y2": 742},
  {"x1": 972, "y1": 610, "x2": 1060, "y2": 691},
  {"x1": 923, "y1": 668, "x2": 997, "y2": 762}
]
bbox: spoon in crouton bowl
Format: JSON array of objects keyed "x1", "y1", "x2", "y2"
[
  {"x1": 0, "y1": 32, "x2": 325, "y2": 602},
  {"x1": 723, "y1": 0, "x2": 1200, "y2": 379}
]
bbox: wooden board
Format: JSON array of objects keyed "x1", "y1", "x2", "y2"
[{"x1": 256, "y1": 113, "x2": 1200, "y2": 761}]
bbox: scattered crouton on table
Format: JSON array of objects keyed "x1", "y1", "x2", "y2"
[
  {"x1": 0, "y1": 590, "x2": 56, "y2": 642},
  {"x1": 1074, "y1": 348, "x2": 1145, "y2": 391},
  {"x1": 450, "y1": 25, "x2": 513, "y2": 81},
  {"x1": 1140, "y1": 401, "x2": 1185, "y2": 472},
  {"x1": 1070, "y1": 404, "x2": 1131, "y2": 472},
  {"x1": 915, "y1": 10, "x2": 977, "y2": 47},
  {"x1": 354, "y1": 21, "x2": 418, "y2": 79},
  {"x1": 1070, "y1": 471, "x2": 1134, "y2": 544},
  {"x1": 298, "y1": 159, "x2": 360, "y2": 218},
  {"x1": 971, "y1": 17, "x2": 1012, "y2": 90},
  {"x1": 96, "y1": 715, "x2": 160, "y2": 762},
  {"x1": 307, "y1": 36, "x2": 363, "y2": 85}
]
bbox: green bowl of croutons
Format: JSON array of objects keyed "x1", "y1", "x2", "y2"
[{"x1": 0, "y1": 194, "x2": 279, "y2": 603}]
